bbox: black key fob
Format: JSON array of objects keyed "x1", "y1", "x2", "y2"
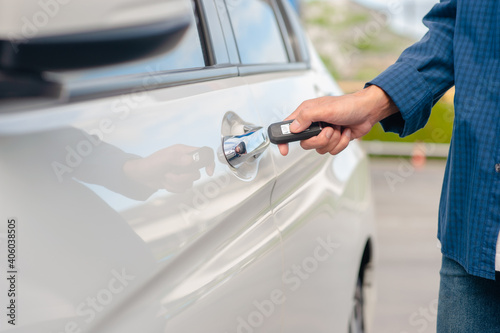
[{"x1": 267, "y1": 120, "x2": 333, "y2": 144}]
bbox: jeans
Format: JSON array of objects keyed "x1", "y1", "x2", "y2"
[{"x1": 437, "y1": 255, "x2": 500, "y2": 333}]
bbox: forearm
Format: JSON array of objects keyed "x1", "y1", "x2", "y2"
[{"x1": 353, "y1": 85, "x2": 399, "y2": 127}]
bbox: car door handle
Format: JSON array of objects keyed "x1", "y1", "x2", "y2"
[{"x1": 223, "y1": 125, "x2": 269, "y2": 168}]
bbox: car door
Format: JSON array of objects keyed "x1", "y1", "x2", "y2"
[
  {"x1": 0, "y1": 1, "x2": 285, "y2": 332},
  {"x1": 233, "y1": 1, "x2": 376, "y2": 332}
]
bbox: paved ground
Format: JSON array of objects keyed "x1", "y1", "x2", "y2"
[{"x1": 369, "y1": 157, "x2": 446, "y2": 333}]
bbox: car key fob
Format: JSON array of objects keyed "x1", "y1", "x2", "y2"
[{"x1": 267, "y1": 120, "x2": 333, "y2": 144}]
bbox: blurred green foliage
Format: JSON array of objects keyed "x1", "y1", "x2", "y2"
[
  {"x1": 363, "y1": 101, "x2": 454, "y2": 143},
  {"x1": 304, "y1": 0, "x2": 414, "y2": 81}
]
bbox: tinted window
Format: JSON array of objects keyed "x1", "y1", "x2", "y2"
[
  {"x1": 227, "y1": 0, "x2": 289, "y2": 65},
  {"x1": 51, "y1": 0, "x2": 205, "y2": 82}
]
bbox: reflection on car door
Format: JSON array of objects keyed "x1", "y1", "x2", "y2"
[{"x1": 0, "y1": 76, "x2": 284, "y2": 333}]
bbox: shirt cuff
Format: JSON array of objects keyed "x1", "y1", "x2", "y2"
[{"x1": 367, "y1": 61, "x2": 434, "y2": 137}]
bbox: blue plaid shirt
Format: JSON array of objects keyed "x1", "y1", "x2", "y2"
[{"x1": 369, "y1": 0, "x2": 500, "y2": 280}]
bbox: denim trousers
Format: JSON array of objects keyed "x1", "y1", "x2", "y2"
[{"x1": 437, "y1": 255, "x2": 500, "y2": 333}]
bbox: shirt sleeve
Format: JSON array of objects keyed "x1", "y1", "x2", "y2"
[{"x1": 367, "y1": 0, "x2": 457, "y2": 137}]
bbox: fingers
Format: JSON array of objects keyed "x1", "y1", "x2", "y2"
[
  {"x1": 297, "y1": 126, "x2": 352, "y2": 156},
  {"x1": 328, "y1": 128, "x2": 351, "y2": 155},
  {"x1": 289, "y1": 97, "x2": 335, "y2": 133},
  {"x1": 278, "y1": 95, "x2": 356, "y2": 156},
  {"x1": 278, "y1": 143, "x2": 289, "y2": 156},
  {"x1": 205, "y1": 160, "x2": 215, "y2": 176},
  {"x1": 166, "y1": 146, "x2": 215, "y2": 177},
  {"x1": 316, "y1": 127, "x2": 341, "y2": 155},
  {"x1": 162, "y1": 171, "x2": 201, "y2": 193},
  {"x1": 300, "y1": 126, "x2": 337, "y2": 153},
  {"x1": 287, "y1": 99, "x2": 321, "y2": 132},
  {"x1": 289, "y1": 107, "x2": 313, "y2": 133}
]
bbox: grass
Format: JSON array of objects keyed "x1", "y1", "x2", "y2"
[{"x1": 362, "y1": 100, "x2": 454, "y2": 143}]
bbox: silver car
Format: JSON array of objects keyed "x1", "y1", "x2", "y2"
[{"x1": 0, "y1": 0, "x2": 375, "y2": 332}]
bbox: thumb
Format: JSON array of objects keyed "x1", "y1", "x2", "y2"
[{"x1": 289, "y1": 115, "x2": 312, "y2": 133}]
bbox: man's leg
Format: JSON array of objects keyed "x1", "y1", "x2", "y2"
[{"x1": 437, "y1": 255, "x2": 500, "y2": 332}]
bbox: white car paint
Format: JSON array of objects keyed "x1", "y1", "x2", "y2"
[{"x1": 0, "y1": 1, "x2": 375, "y2": 332}]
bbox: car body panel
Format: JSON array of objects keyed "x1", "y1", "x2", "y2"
[
  {"x1": 0, "y1": 1, "x2": 375, "y2": 332},
  {"x1": 0, "y1": 76, "x2": 286, "y2": 332},
  {"x1": 245, "y1": 64, "x2": 375, "y2": 332}
]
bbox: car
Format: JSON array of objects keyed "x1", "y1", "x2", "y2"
[{"x1": 0, "y1": 0, "x2": 375, "y2": 332}]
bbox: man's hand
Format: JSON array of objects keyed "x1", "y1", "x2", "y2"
[
  {"x1": 123, "y1": 145, "x2": 215, "y2": 193},
  {"x1": 278, "y1": 85, "x2": 399, "y2": 156}
]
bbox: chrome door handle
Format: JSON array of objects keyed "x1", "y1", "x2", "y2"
[
  {"x1": 223, "y1": 125, "x2": 269, "y2": 168},
  {"x1": 219, "y1": 111, "x2": 270, "y2": 180}
]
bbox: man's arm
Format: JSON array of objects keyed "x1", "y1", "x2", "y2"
[
  {"x1": 279, "y1": 0, "x2": 457, "y2": 156},
  {"x1": 370, "y1": 0, "x2": 456, "y2": 137}
]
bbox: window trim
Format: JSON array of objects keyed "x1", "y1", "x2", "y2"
[
  {"x1": 196, "y1": 0, "x2": 232, "y2": 66},
  {"x1": 237, "y1": 62, "x2": 307, "y2": 76},
  {"x1": 65, "y1": 0, "x2": 313, "y2": 102},
  {"x1": 60, "y1": 0, "x2": 238, "y2": 102},
  {"x1": 0, "y1": 0, "x2": 313, "y2": 109},
  {"x1": 271, "y1": 0, "x2": 296, "y2": 63},
  {"x1": 66, "y1": 66, "x2": 239, "y2": 101},
  {"x1": 194, "y1": 0, "x2": 214, "y2": 66},
  {"x1": 276, "y1": 0, "x2": 310, "y2": 63},
  {"x1": 211, "y1": 0, "x2": 241, "y2": 65},
  {"x1": 223, "y1": 0, "x2": 291, "y2": 66},
  {"x1": 216, "y1": 0, "x2": 311, "y2": 72}
]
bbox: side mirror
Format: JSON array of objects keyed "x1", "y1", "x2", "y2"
[
  {"x1": 0, "y1": 0, "x2": 192, "y2": 72},
  {"x1": 0, "y1": 19, "x2": 191, "y2": 72}
]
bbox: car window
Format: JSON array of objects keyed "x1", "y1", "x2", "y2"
[
  {"x1": 226, "y1": 0, "x2": 289, "y2": 65},
  {"x1": 50, "y1": 0, "x2": 205, "y2": 82}
]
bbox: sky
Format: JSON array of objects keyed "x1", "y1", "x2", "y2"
[{"x1": 352, "y1": 0, "x2": 437, "y2": 39}]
